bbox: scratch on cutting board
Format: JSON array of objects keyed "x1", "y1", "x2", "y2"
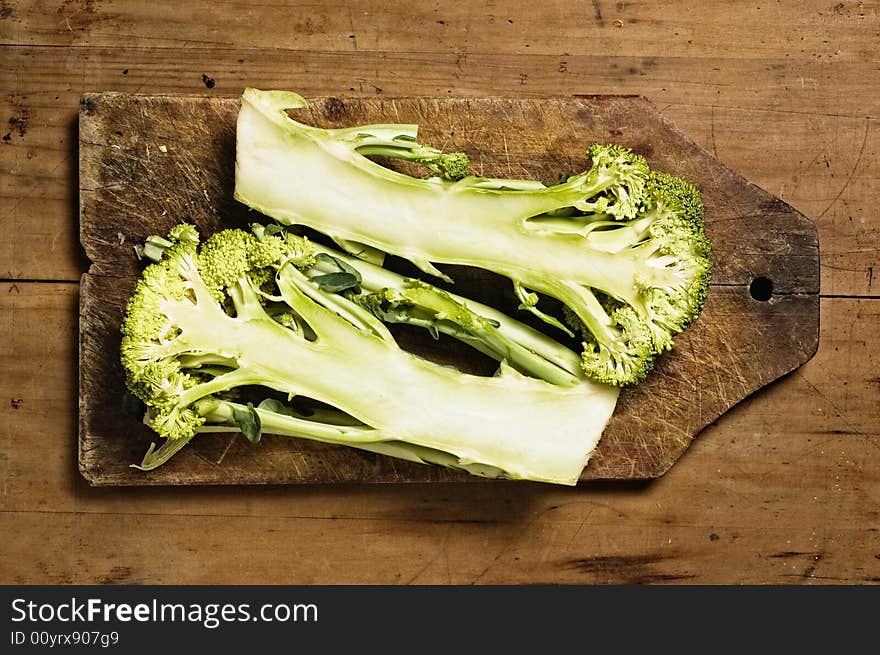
[
  {"x1": 390, "y1": 99, "x2": 400, "y2": 124},
  {"x1": 346, "y1": 7, "x2": 358, "y2": 51},
  {"x1": 214, "y1": 434, "x2": 238, "y2": 465}
]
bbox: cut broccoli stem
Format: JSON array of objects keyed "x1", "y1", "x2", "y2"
[
  {"x1": 303, "y1": 238, "x2": 586, "y2": 381},
  {"x1": 283, "y1": 261, "x2": 395, "y2": 343},
  {"x1": 311, "y1": 122, "x2": 472, "y2": 181},
  {"x1": 206, "y1": 398, "x2": 392, "y2": 444},
  {"x1": 355, "y1": 141, "x2": 470, "y2": 181},
  {"x1": 178, "y1": 353, "x2": 238, "y2": 369},
  {"x1": 122, "y1": 225, "x2": 620, "y2": 484},
  {"x1": 235, "y1": 88, "x2": 669, "y2": 326},
  {"x1": 554, "y1": 283, "x2": 625, "y2": 354},
  {"x1": 583, "y1": 214, "x2": 655, "y2": 253},
  {"x1": 236, "y1": 89, "x2": 712, "y2": 386},
  {"x1": 255, "y1": 399, "x2": 365, "y2": 426},
  {"x1": 465, "y1": 178, "x2": 550, "y2": 191},
  {"x1": 133, "y1": 398, "x2": 391, "y2": 472},
  {"x1": 523, "y1": 213, "x2": 655, "y2": 253},
  {"x1": 135, "y1": 235, "x2": 174, "y2": 262},
  {"x1": 362, "y1": 281, "x2": 583, "y2": 387},
  {"x1": 513, "y1": 281, "x2": 575, "y2": 337},
  {"x1": 131, "y1": 434, "x2": 194, "y2": 471},
  {"x1": 196, "y1": 399, "x2": 506, "y2": 477},
  {"x1": 331, "y1": 237, "x2": 387, "y2": 266}
]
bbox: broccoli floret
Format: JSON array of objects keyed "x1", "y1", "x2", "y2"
[
  {"x1": 554, "y1": 171, "x2": 712, "y2": 384},
  {"x1": 578, "y1": 143, "x2": 650, "y2": 219},
  {"x1": 234, "y1": 89, "x2": 711, "y2": 385},
  {"x1": 122, "y1": 224, "x2": 619, "y2": 485},
  {"x1": 355, "y1": 135, "x2": 471, "y2": 180}
]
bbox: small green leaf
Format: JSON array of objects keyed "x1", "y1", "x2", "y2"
[
  {"x1": 258, "y1": 397, "x2": 319, "y2": 419},
  {"x1": 258, "y1": 398, "x2": 301, "y2": 417},
  {"x1": 314, "y1": 253, "x2": 362, "y2": 281},
  {"x1": 331, "y1": 257, "x2": 362, "y2": 280},
  {"x1": 263, "y1": 224, "x2": 285, "y2": 236},
  {"x1": 257, "y1": 398, "x2": 285, "y2": 413},
  {"x1": 233, "y1": 402, "x2": 262, "y2": 444},
  {"x1": 311, "y1": 272, "x2": 360, "y2": 293},
  {"x1": 314, "y1": 252, "x2": 339, "y2": 269}
]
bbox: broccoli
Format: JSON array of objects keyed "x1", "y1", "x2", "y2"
[
  {"x1": 233, "y1": 88, "x2": 712, "y2": 386},
  {"x1": 553, "y1": 171, "x2": 712, "y2": 384},
  {"x1": 143, "y1": 223, "x2": 589, "y2": 388},
  {"x1": 121, "y1": 224, "x2": 619, "y2": 485},
  {"x1": 287, "y1": 229, "x2": 589, "y2": 389},
  {"x1": 346, "y1": 127, "x2": 472, "y2": 181}
]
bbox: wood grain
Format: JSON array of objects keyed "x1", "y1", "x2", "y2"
[
  {"x1": 77, "y1": 92, "x2": 818, "y2": 484},
  {"x1": 2, "y1": 1, "x2": 875, "y2": 62},
  {"x1": 1, "y1": 0, "x2": 877, "y2": 584},
  {"x1": 2, "y1": 283, "x2": 877, "y2": 584},
  {"x1": 1, "y1": 46, "x2": 876, "y2": 291}
]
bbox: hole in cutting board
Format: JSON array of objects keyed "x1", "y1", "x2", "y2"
[{"x1": 749, "y1": 276, "x2": 773, "y2": 301}]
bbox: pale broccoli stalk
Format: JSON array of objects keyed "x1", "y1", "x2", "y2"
[
  {"x1": 250, "y1": 224, "x2": 587, "y2": 387},
  {"x1": 234, "y1": 88, "x2": 710, "y2": 386},
  {"x1": 234, "y1": 89, "x2": 649, "y2": 286},
  {"x1": 121, "y1": 224, "x2": 619, "y2": 485},
  {"x1": 356, "y1": 281, "x2": 584, "y2": 387},
  {"x1": 297, "y1": 119, "x2": 470, "y2": 268}
]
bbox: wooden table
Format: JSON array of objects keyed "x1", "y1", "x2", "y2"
[{"x1": 1, "y1": 1, "x2": 877, "y2": 585}]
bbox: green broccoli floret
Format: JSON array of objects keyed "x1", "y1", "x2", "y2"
[
  {"x1": 122, "y1": 224, "x2": 619, "y2": 485},
  {"x1": 556, "y1": 171, "x2": 713, "y2": 384},
  {"x1": 354, "y1": 135, "x2": 471, "y2": 181},
  {"x1": 234, "y1": 88, "x2": 711, "y2": 386},
  {"x1": 578, "y1": 143, "x2": 650, "y2": 219}
]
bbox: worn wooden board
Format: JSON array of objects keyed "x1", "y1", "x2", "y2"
[{"x1": 78, "y1": 92, "x2": 819, "y2": 485}]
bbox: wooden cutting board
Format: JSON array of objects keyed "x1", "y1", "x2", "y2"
[{"x1": 78, "y1": 92, "x2": 819, "y2": 485}]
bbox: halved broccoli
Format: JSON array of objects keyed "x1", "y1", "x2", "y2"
[
  {"x1": 121, "y1": 224, "x2": 619, "y2": 485},
  {"x1": 233, "y1": 88, "x2": 712, "y2": 386}
]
